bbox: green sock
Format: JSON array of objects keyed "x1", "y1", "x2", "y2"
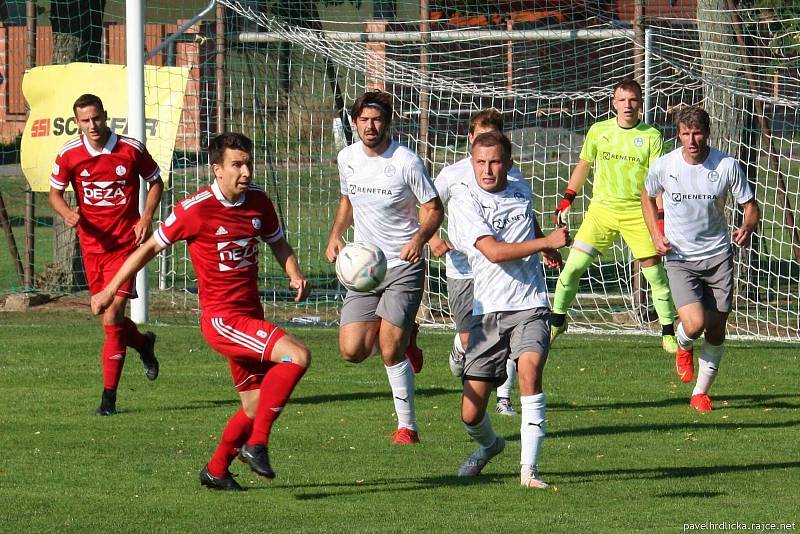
[
  {"x1": 552, "y1": 250, "x2": 594, "y2": 315},
  {"x1": 641, "y1": 263, "x2": 677, "y2": 326}
]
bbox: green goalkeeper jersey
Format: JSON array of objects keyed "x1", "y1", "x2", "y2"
[{"x1": 579, "y1": 117, "x2": 663, "y2": 211}]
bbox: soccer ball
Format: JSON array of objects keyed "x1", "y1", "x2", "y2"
[{"x1": 335, "y1": 241, "x2": 387, "y2": 292}]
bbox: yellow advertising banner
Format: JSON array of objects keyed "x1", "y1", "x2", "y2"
[{"x1": 21, "y1": 63, "x2": 189, "y2": 192}]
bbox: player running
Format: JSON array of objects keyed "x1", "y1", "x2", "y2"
[
  {"x1": 449, "y1": 131, "x2": 568, "y2": 488},
  {"x1": 92, "y1": 132, "x2": 311, "y2": 490},
  {"x1": 550, "y1": 79, "x2": 678, "y2": 352},
  {"x1": 642, "y1": 106, "x2": 760, "y2": 412},
  {"x1": 49, "y1": 93, "x2": 163, "y2": 416},
  {"x1": 429, "y1": 108, "x2": 520, "y2": 416},
  {"x1": 326, "y1": 90, "x2": 444, "y2": 445}
]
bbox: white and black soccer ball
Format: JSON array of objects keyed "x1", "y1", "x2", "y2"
[{"x1": 335, "y1": 241, "x2": 387, "y2": 292}]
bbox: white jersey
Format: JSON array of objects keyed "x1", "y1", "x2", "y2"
[
  {"x1": 449, "y1": 178, "x2": 550, "y2": 315},
  {"x1": 645, "y1": 146, "x2": 754, "y2": 261},
  {"x1": 338, "y1": 140, "x2": 438, "y2": 268},
  {"x1": 435, "y1": 157, "x2": 523, "y2": 279}
]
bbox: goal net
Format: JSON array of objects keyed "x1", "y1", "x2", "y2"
[{"x1": 1, "y1": 1, "x2": 798, "y2": 341}]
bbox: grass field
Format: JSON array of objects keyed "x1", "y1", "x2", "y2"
[{"x1": 1, "y1": 310, "x2": 798, "y2": 533}]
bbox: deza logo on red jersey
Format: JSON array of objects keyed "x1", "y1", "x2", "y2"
[{"x1": 29, "y1": 116, "x2": 160, "y2": 138}]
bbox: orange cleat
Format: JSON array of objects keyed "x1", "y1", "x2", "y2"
[
  {"x1": 390, "y1": 427, "x2": 420, "y2": 445},
  {"x1": 690, "y1": 393, "x2": 713, "y2": 413},
  {"x1": 675, "y1": 346, "x2": 694, "y2": 383},
  {"x1": 406, "y1": 323, "x2": 424, "y2": 373}
]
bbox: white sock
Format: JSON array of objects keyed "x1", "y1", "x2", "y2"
[
  {"x1": 496, "y1": 359, "x2": 516, "y2": 399},
  {"x1": 385, "y1": 359, "x2": 416, "y2": 430},
  {"x1": 676, "y1": 323, "x2": 695, "y2": 349},
  {"x1": 464, "y1": 412, "x2": 497, "y2": 449},
  {"x1": 453, "y1": 333, "x2": 465, "y2": 355},
  {"x1": 520, "y1": 393, "x2": 546, "y2": 467},
  {"x1": 693, "y1": 341, "x2": 723, "y2": 396}
]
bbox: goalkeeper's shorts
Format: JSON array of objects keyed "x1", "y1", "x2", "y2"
[{"x1": 573, "y1": 203, "x2": 657, "y2": 259}]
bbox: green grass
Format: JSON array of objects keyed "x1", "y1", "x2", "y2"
[{"x1": 1, "y1": 311, "x2": 798, "y2": 532}]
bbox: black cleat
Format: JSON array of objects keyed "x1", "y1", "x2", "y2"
[
  {"x1": 137, "y1": 331, "x2": 159, "y2": 381},
  {"x1": 199, "y1": 465, "x2": 244, "y2": 491},
  {"x1": 95, "y1": 389, "x2": 117, "y2": 416},
  {"x1": 239, "y1": 443, "x2": 275, "y2": 479}
]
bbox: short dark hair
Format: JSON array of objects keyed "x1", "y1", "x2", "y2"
[
  {"x1": 469, "y1": 108, "x2": 504, "y2": 134},
  {"x1": 73, "y1": 93, "x2": 105, "y2": 115},
  {"x1": 471, "y1": 131, "x2": 512, "y2": 161},
  {"x1": 208, "y1": 132, "x2": 253, "y2": 166},
  {"x1": 676, "y1": 106, "x2": 711, "y2": 134},
  {"x1": 612, "y1": 78, "x2": 643, "y2": 99},
  {"x1": 351, "y1": 90, "x2": 393, "y2": 123}
]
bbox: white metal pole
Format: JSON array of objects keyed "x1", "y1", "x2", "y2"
[
  {"x1": 644, "y1": 28, "x2": 652, "y2": 125},
  {"x1": 127, "y1": 0, "x2": 148, "y2": 323}
]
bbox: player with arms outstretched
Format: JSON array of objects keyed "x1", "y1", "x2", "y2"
[
  {"x1": 49, "y1": 93, "x2": 163, "y2": 416},
  {"x1": 449, "y1": 132, "x2": 568, "y2": 488},
  {"x1": 92, "y1": 132, "x2": 311, "y2": 490},
  {"x1": 326, "y1": 90, "x2": 444, "y2": 444},
  {"x1": 551, "y1": 79, "x2": 677, "y2": 352},
  {"x1": 429, "y1": 108, "x2": 520, "y2": 416},
  {"x1": 642, "y1": 106, "x2": 760, "y2": 412}
]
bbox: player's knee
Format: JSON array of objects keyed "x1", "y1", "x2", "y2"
[
  {"x1": 287, "y1": 345, "x2": 311, "y2": 368},
  {"x1": 339, "y1": 347, "x2": 369, "y2": 364},
  {"x1": 461, "y1": 409, "x2": 484, "y2": 427},
  {"x1": 682, "y1": 319, "x2": 705, "y2": 339}
]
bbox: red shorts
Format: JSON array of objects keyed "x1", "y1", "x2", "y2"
[
  {"x1": 200, "y1": 315, "x2": 287, "y2": 392},
  {"x1": 83, "y1": 246, "x2": 137, "y2": 298}
]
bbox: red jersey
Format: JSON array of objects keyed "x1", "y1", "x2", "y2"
[
  {"x1": 154, "y1": 181, "x2": 284, "y2": 317},
  {"x1": 50, "y1": 132, "x2": 161, "y2": 253}
]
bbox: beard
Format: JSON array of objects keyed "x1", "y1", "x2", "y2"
[{"x1": 360, "y1": 128, "x2": 388, "y2": 149}]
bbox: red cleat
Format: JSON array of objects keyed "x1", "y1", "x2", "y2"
[
  {"x1": 690, "y1": 393, "x2": 713, "y2": 413},
  {"x1": 675, "y1": 346, "x2": 694, "y2": 383},
  {"x1": 406, "y1": 323, "x2": 423, "y2": 373},
  {"x1": 390, "y1": 427, "x2": 420, "y2": 445}
]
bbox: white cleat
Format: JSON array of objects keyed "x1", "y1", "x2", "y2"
[
  {"x1": 520, "y1": 464, "x2": 549, "y2": 489},
  {"x1": 495, "y1": 398, "x2": 517, "y2": 416},
  {"x1": 457, "y1": 436, "x2": 506, "y2": 477}
]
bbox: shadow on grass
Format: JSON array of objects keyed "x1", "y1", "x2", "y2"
[
  {"x1": 244, "y1": 461, "x2": 800, "y2": 499},
  {"x1": 549, "y1": 393, "x2": 800, "y2": 412},
  {"x1": 656, "y1": 491, "x2": 726, "y2": 498},
  {"x1": 274, "y1": 472, "x2": 517, "y2": 499},
  {"x1": 548, "y1": 419, "x2": 800, "y2": 438},
  {"x1": 555, "y1": 460, "x2": 800, "y2": 483}
]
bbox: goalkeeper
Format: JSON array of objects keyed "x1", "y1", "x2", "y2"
[{"x1": 550, "y1": 79, "x2": 677, "y2": 353}]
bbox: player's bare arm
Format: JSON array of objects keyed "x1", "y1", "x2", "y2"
[
  {"x1": 269, "y1": 237, "x2": 310, "y2": 302},
  {"x1": 133, "y1": 177, "x2": 165, "y2": 245},
  {"x1": 733, "y1": 199, "x2": 761, "y2": 247},
  {"x1": 474, "y1": 226, "x2": 569, "y2": 264},
  {"x1": 428, "y1": 233, "x2": 453, "y2": 257},
  {"x1": 533, "y1": 215, "x2": 563, "y2": 269},
  {"x1": 91, "y1": 236, "x2": 165, "y2": 315},
  {"x1": 400, "y1": 196, "x2": 444, "y2": 262},
  {"x1": 48, "y1": 187, "x2": 80, "y2": 228},
  {"x1": 554, "y1": 158, "x2": 591, "y2": 226},
  {"x1": 641, "y1": 188, "x2": 671, "y2": 256},
  {"x1": 325, "y1": 195, "x2": 354, "y2": 263}
]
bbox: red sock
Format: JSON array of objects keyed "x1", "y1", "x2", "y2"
[
  {"x1": 247, "y1": 362, "x2": 307, "y2": 447},
  {"x1": 122, "y1": 317, "x2": 146, "y2": 350},
  {"x1": 101, "y1": 324, "x2": 126, "y2": 391},
  {"x1": 207, "y1": 409, "x2": 253, "y2": 477}
]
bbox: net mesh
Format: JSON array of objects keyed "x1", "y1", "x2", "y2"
[{"x1": 1, "y1": 1, "x2": 798, "y2": 340}]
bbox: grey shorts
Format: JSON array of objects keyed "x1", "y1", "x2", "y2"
[
  {"x1": 665, "y1": 251, "x2": 734, "y2": 313},
  {"x1": 463, "y1": 307, "x2": 550, "y2": 386},
  {"x1": 340, "y1": 260, "x2": 425, "y2": 329},
  {"x1": 448, "y1": 277, "x2": 475, "y2": 333}
]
